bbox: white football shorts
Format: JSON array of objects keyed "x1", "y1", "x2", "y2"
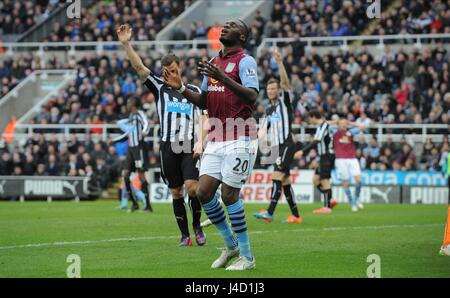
[
  {"x1": 335, "y1": 158, "x2": 361, "y2": 181},
  {"x1": 200, "y1": 137, "x2": 258, "y2": 189}
]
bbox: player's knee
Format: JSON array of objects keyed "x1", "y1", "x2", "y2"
[
  {"x1": 184, "y1": 181, "x2": 198, "y2": 198},
  {"x1": 196, "y1": 186, "x2": 214, "y2": 203},
  {"x1": 220, "y1": 187, "x2": 239, "y2": 203},
  {"x1": 343, "y1": 180, "x2": 350, "y2": 187},
  {"x1": 170, "y1": 187, "x2": 183, "y2": 199},
  {"x1": 321, "y1": 179, "x2": 331, "y2": 190},
  {"x1": 186, "y1": 185, "x2": 197, "y2": 198},
  {"x1": 313, "y1": 176, "x2": 320, "y2": 186}
]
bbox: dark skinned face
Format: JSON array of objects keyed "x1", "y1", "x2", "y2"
[{"x1": 219, "y1": 19, "x2": 246, "y2": 47}]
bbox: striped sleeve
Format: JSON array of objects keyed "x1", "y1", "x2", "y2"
[
  {"x1": 314, "y1": 122, "x2": 328, "y2": 141},
  {"x1": 282, "y1": 90, "x2": 292, "y2": 106},
  {"x1": 143, "y1": 72, "x2": 164, "y2": 100},
  {"x1": 137, "y1": 110, "x2": 150, "y2": 136}
]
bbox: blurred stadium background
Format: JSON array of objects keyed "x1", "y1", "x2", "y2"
[{"x1": 0, "y1": 0, "x2": 448, "y2": 205}]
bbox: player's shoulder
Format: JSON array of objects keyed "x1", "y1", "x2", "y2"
[
  {"x1": 145, "y1": 72, "x2": 164, "y2": 85},
  {"x1": 238, "y1": 55, "x2": 258, "y2": 78},
  {"x1": 137, "y1": 109, "x2": 147, "y2": 117},
  {"x1": 186, "y1": 84, "x2": 202, "y2": 94},
  {"x1": 281, "y1": 89, "x2": 291, "y2": 99},
  {"x1": 239, "y1": 53, "x2": 257, "y2": 63}
]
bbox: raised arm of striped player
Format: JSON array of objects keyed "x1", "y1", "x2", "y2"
[
  {"x1": 117, "y1": 24, "x2": 151, "y2": 80},
  {"x1": 272, "y1": 48, "x2": 291, "y2": 92}
]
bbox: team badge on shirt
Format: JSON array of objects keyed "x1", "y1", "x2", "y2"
[{"x1": 225, "y1": 62, "x2": 236, "y2": 73}]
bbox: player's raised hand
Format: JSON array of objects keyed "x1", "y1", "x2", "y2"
[
  {"x1": 162, "y1": 67, "x2": 182, "y2": 90},
  {"x1": 198, "y1": 61, "x2": 226, "y2": 82},
  {"x1": 117, "y1": 24, "x2": 132, "y2": 43},
  {"x1": 272, "y1": 48, "x2": 283, "y2": 63}
]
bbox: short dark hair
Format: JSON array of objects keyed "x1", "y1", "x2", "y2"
[
  {"x1": 267, "y1": 78, "x2": 280, "y2": 88},
  {"x1": 308, "y1": 109, "x2": 323, "y2": 120},
  {"x1": 127, "y1": 97, "x2": 140, "y2": 108},
  {"x1": 161, "y1": 53, "x2": 180, "y2": 67},
  {"x1": 237, "y1": 19, "x2": 250, "y2": 45}
]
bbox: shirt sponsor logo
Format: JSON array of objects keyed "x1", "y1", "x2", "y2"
[
  {"x1": 339, "y1": 135, "x2": 351, "y2": 144},
  {"x1": 268, "y1": 112, "x2": 281, "y2": 123},
  {"x1": 167, "y1": 101, "x2": 192, "y2": 116},
  {"x1": 207, "y1": 85, "x2": 225, "y2": 92}
]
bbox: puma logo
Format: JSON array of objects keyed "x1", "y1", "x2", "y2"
[{"x1": 371, "y1": 187, "x2": 392, "y2": 204}]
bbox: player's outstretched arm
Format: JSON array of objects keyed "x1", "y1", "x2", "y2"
[
  {"x1": 117, "y1": 24, "x2": 150, "y2": 80},
  {"x1": 272, "y1": 48, "x2": 290, "y2": 91},
  {"x1": 163, "y1": 68, "x2": 208, "y2": 109},
  {"x1": 198, "y1": 61, "x2": 258, "y2": 104},
  {"x1": 117, "y1": 118, "x2": 133, "y2": 134}
]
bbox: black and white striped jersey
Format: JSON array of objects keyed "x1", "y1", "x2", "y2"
[
  {"x1": 314, "y1": 121, "x2": 334, "y2": 156},
  {"x1": 144, "y1": 72, "x2": 202, "y2": 143},
  {"x1": 127, "y1": 110, "x2": 149, "y2": 147},
  {"x1": 263, "y1": 90, "x2": 293, "y2": 146}
]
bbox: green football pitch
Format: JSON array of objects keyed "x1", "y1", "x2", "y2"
[{"x1": 0, "y1": 201, "x2": 449, "y2": 278}]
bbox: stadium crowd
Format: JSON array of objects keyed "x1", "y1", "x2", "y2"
[
  {"x1": 44, "y1": 0, "x2": 193, "y2": 42},
  {"x1": 0, "y1": 54, "x2": 60, "y2": 98},
  {"x1": 256, "y1": 44, "x2": 450, "y2": 125},
  {"x1": 247, "y1": 0, "x2": 391, "y2": 42},
  {"x1": 0, "y1": 0, "x2": 62, "y2": 35},
  {"x1": 375, "y1": 0, "x2": 450, "y2": 36}
]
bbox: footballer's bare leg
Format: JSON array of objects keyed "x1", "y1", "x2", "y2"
[{"x1": 185, "y1": 179, "x2": 206, "y2": 245}]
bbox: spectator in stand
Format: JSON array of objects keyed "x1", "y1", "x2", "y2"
[
  {"x1": 363, "y1": 136, "x2": 381, "y2": 169},
  {"x1": 0, "y1": 152, "x2": 13, "y2": 175},
  {"x1": 398, "y1": 144, "x2": 417, "y2": 171}
]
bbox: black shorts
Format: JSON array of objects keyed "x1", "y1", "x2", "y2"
[
  {"x1": 159, "y1": 141, "x2": 199, "y2": 189},
  {"x1": 274, "y1": 140, "x2": 300, "y2": 175},
  {"x1": 315, "y1": 154, "x2": 335, "y2": 180},
  {"x1": 125, "y1": 144, "x2": 149, "y2": 172}
]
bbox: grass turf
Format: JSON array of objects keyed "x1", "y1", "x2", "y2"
[{"x1": 0, "y1": 201, "x2": 449, "y2": 278}]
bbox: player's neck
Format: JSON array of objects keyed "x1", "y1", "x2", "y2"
[{"x1": 222, "y1": 44, "x2": 241, "y2": 56}]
